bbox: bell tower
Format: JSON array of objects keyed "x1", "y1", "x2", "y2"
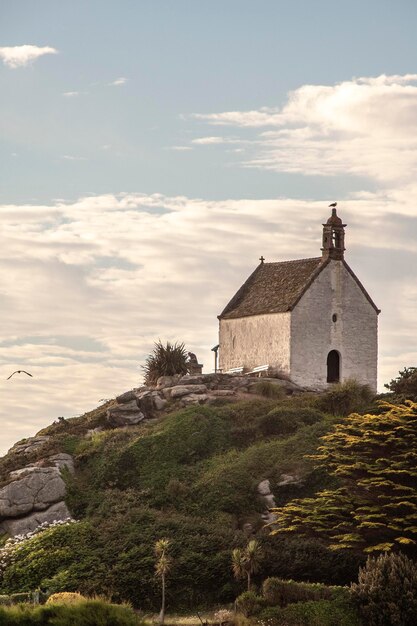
[{"x1": 321, "y1": 206, "x2": 346, "y2": 261}]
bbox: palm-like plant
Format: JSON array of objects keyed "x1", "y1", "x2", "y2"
[
  {"x1": 245, "y1": 539, "x2": 263, "y2": 591},
  {"x1": 142, "y1": 340, "x2": 189, "y2": 386},
  {"x1": 232, "y1": 540, "x2": 263, "y2": 591},
  {"x1": 155, "y1": 538, "x2": 173, "y2": 625}
]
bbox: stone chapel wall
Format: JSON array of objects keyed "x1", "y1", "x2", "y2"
[
  {"x1": 219, "y1": 312, "x2": 291, "y2": 373},
  {"x1": 290, "y1": 260, "x2": 378, "y2": 391}
]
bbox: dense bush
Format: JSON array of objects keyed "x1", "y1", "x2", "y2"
[
  {"x1": 258, "y1": 597, "x2": 361, "y2": 626},
  {"x1": 251, "y1": 381, "x2": 285, "y2": 400},
  {"x1": 351, "y1": 552, "x2": 417, "y2": 626},
  {"x1": 261, "y1": 535, "x2": 363, "y2": 587},
  {"x1": 316, "y1": 379, "x2": 374, "y2": 416},
  {"x1": 260, "y1": 407, "x2": 324, "y2": 436},
  {"x1": 142, "y1": 340, "x2": 188, "y2": 386},
  {"x1": 261, "y1": 577, "x2": 340, "y2": 607},
  {"x1": 0, "y1": 599, "x2": 141, "y2": 625},
  {"x1": 235, "y1": 591, "x2": 264, "y2": 616}
]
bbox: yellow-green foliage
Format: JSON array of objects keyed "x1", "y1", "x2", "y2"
[
  {"x1": 271, "y1": 401, "x2": 417, "y2": 553},
  {"x1": 46, "y1": 591, "x2": 86, "y2": 604}
]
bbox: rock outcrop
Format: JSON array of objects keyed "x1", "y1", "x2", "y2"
[
  {"x1": 0, "y1": 454, "x2": 74, "y2": 537},
  {"x1": 106, "y1": 372, "x2": 305, "y2": 427}
]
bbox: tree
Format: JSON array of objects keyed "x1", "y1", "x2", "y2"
[
  {"x1": 143, "y1": 341, "x2": 188, "y2": 386},
  {"x1": 385, "y1": 367, "x2": 417, "y2": 402},
  {"x1": 155, "y1": 538, "x2": 172, "y2": 625},
  {"x1": 232, "y1": 540, "x2": 263, "y2": 591},
  {"x1": 270, "y1": 402, "x2": 417, "y2": 554}
]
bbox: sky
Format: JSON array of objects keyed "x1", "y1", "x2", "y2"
[{"x1": 1, "y1": 0, "x2": 417, "y2": 455}]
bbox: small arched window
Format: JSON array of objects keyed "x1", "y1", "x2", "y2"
[{"x1": 327, "y1": 350, "x2": 340, "y2": 383}]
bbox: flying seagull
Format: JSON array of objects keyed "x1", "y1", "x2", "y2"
[
  {"x1": 329, "y1": 202, "x2": 337, "y2": 208},
  {"x1": 7, "y1": 370, "x2": 33, "y2": 380}
]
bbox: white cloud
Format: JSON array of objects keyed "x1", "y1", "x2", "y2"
[
  {"x1": 0, "y1": 45, "x2": 58, "y2": 68},
  {"x1": 109, "y1": 77, "x2": 127, "y2": 86},
  {"x1": 62, "y1": 91, "x2": 80, "y2": 97},
  {"x1": 192, "y1": 136, "x2": 226, "y2": 145},
  {"x1": 0, "y1": 188, "x2": 416, "y2": 454},
  {"x1": 168, "y1": 146, "x2": 193, "y2": 151},
  {"x1": 193, "y1": 74, "x2": 417, "y2": 182},
  {"x1": 60, "y1": 155, "x2": 87, "y2": 161}
]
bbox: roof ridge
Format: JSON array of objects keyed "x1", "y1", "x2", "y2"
[{"x1": 264, "y1": 257, "x2": 321, "y2": 265}]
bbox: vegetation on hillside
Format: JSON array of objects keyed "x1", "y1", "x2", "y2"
[
  {"x1": 271, "y1": 401, "x2": 417, "y2": 553},
  {"x1": 1, "y1": 372, "x2": 417, "y2": 624}
]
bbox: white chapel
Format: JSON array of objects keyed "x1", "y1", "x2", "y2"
[{"x1": 217, "y1": 206, "x2": 380, "y2": 391}]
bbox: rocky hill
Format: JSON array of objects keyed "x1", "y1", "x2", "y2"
[{"x1": 0, "y1": 374, "x2": 365, "y2": 609}]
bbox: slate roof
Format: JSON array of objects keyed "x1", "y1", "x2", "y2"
[
  {"x1": 219, "y1": 257, "x2": 380, "y2": 319},
  {"x1": 219, "y1": 257, "x2": 324, "y2": 319}
]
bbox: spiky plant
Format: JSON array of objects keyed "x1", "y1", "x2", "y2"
[{"x1": 142, "y1": 340, "x2": 188, "y2": 386}]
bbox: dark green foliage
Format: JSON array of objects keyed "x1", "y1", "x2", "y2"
[
  {"x1": 316, "y1": 379, "x2": 374, "y2": 416},
  {"x1": 235, "y1": 591, "x2": 264, "y2": 616},
  {"x1": 142, "y1": 340, "x2": 188, "y2": 386},
  {"x1": 261, "y1": 535, "x2": 363, "y2": 586},
  {"x1": 0, "y1": 507, "x2": 237, "y2": 611},
  {"x1": 271, "y1": 401, "x2": 417, "y2": 553},
  {"x1": 351, "y1": 552, "x2": 417, "y2": 626},
  {"x1": 0, "y1": 599, "x2": 141, "y2": 625},
  {"x1": 258, "y1": 597, "x2": 361, "y2": 626},
  {"x1": 260, "y1": 407, "x2": 324, "y2": 437},
  {"x1": 385, "y1": 367, "x2": 417, "y2": 402}
]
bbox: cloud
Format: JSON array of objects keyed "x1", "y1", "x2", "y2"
[
  {"x1": 193, "y1": 74, "x2": 417, "y2": 182},
  {"x1": 60, "y1": 155, "x2": 87, "y2": 161},
  {"x1": 109, "y1": 77, "x2": 127, "y2": 86},
  {"x1": 167, "y1": 146, "x2": 193, "y2": 151},
  {"x1": 0, "y1": 188, "x2": 416, "y2": 454},
  {"x1": 0, "y1": 45, "x2": 58, "y2": 68},
  {"x1": 192, "y1": 136, "x2": 226, "y2": 145},
  {"x1": 62, "y1": 91, "x2": 80, "y2": 97}
]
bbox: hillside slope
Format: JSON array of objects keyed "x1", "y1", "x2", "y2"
[{"x1": 0, "y1": 380, "x2": 366, "y2": 609}]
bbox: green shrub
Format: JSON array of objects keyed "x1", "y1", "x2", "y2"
[
  {"x1": 235, "y1": 591, "x2": 264, "y2": 616},
  {"x1": 350, "y1": 552, "x2": 417, "y2": 626},
  {"x1": 142, "y1": 340, "x2": 188, "y2": 386},
  {"x1": 252, "y1": 381, "x2": 285, "y2": 400},
  {"x1": 0, "y1": 598, "x2": 141, "y2": 625},
  {"x1": 316, "y1": 379, "x2": 374, "y2": 416},
  {"x1": 258, "y1": 597, "x2": 361, "y2": 626},
  {"x1": 259, "y1": 407, "x2": 324, "y2": 437},
  {"x1": 261, "y1": 577, "x2": 343, "y2": 607}
]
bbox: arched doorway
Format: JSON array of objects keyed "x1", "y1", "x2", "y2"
[{"x1": 327, "y1": 350, "x2": 340, "y2": 383}]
